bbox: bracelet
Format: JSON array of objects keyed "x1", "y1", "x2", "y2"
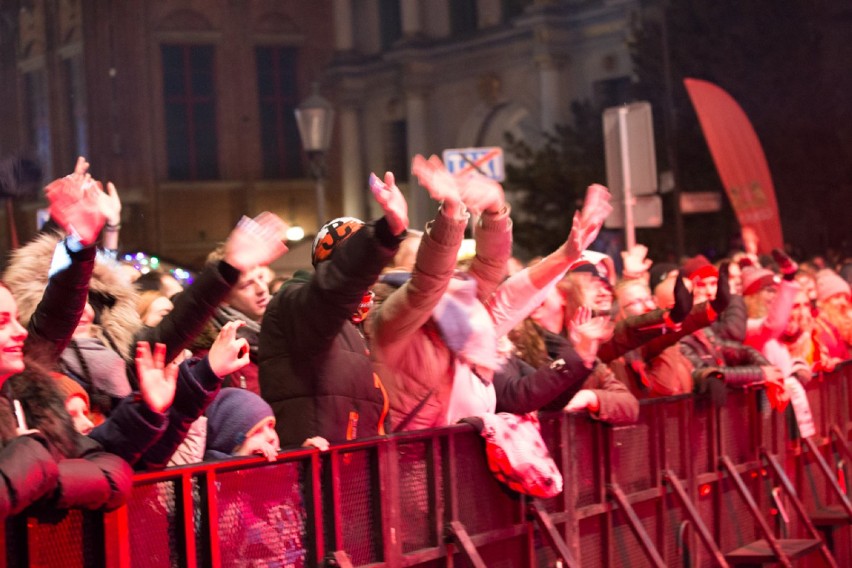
[{"x1": 104, "y1": 223, "x2": 121, "y2": 231}]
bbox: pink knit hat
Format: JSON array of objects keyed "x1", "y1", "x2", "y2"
[
  {"x1": 741, "y1": 267, "x2": 779, "y2": 296},
  {"x1": 816, "y1": 269, "x2": 851, "y2": 302}
]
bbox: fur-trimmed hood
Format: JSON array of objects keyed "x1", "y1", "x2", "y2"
[{"x1": 4, "y1": 232, "x2": 142, "y2": 360}]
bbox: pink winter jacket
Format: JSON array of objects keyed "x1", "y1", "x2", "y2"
[{"x1": 368, "y1": 206, "x2": 512, "y2": 431}]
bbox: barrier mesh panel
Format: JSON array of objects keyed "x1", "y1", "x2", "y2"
[
  {"x1": 28, "y1": 510, "x2": 88, "y2": 566},
  {"x1": 216, "y1": 463, "x2": 307, "y2": 567},
  {"x1": 664, "y1": 405, "x2": 687, "y2": 478},
  {"x1": 611, "y1": 499, "x2": 657, "y2": 568},
  {"x1": 397, "y1": 440, "x2": 439, "y2": 553},
  {"x1": 662, "y1": 499, "x2": 688, "y2": 567},
  {"x1": 692, "y1": 398, "x2": 713, "y2": 476},
  {"x1": 454, "y1": 430, "x2": 519, "y2": 535},
  {"x1": 575, "y1": 418, "x2": 600, "y2": 508},
  {"x1": 129, "y1": 481, "x2": 180, "y2": 568},
  {"x1": 718, "y1": 478, "x2": 755, "y2": 553},
  {"x1": 578, "y1": 515, "x2": 605, "y2": 568},
  {"x1": 538, "y1": 414, "x2": 565, "y2": 515},
  {"x1": 612, "y1": 422, "x2": 654, "y2": 494},
  {"x1": 477, "y1": 536, "x2": 527, "y2": 567},
  {"x1": 337, "y1": 448, "x2": 381, "y2": 565},
  {"x1": 697, "y1": 493, "x2": 716, "y2": 568},
  {"x1": 720, "y1": 392, "x2": 753, "y2": 464}
]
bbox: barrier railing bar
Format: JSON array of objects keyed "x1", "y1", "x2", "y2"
[
  {"x1": 204, "y1": 470, "x2": 220, "y2": 568},
  {"x1": 606, "y1": 482, "x2": 667, "y2": 568},
  {"x1": 329, "y1": 448, "x2": 345, "y2": 556},
  {"x1": 829, "y1": 424, "x2": 852, "y2": 466},
  {"x1": 662, "y1": 470, "x2": 730, "y2": 568},
  {"x1": 528, "y1": 501, "x2": 581, "y2": 568},
  {"x1": 761, "y1": 450, "x2": 838, "y2": 568},
  {"x1": 718, "y1": 455, "x2": 792, "y2": 567},
  {"x1": 445, "y1": 521, "x2": 487, "y2": 568},
  {"x1": 801, "y1": 437, "x2": 852, "y2": 518},
  {"x1": 429, "y1": 434, "x2": 443, "y2": 552},
  {"x1": 308, "y1": 451, "x2": 326, "y2": 565},
  {"x1": 179, "y1": 472, "x2": 197, "y2": 568},
  {"x1": 378, "y1": 437, "x2": 402, "y2": 566},
  {"x1": 103, "y1": 505, "x2": 130, "y2": 568}
]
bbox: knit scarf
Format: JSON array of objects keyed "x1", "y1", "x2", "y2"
[
  {"x1": 212, "y1": 305, "x2": 261, "y2": 360},
  {"x1": 431, "y1": 274, "x2": 498, "y2": 382},
  {"x1": 61, "y1": 337, "x2": 132, "y2": 398}
]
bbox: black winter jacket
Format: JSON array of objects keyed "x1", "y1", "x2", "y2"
[{"x1": 259, "y1": 218, "x2": 402, "y2": 446}]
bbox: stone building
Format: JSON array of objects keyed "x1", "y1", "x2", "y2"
[{"x1": 0, "y1": 0, "x2": 637, "y2": 268}]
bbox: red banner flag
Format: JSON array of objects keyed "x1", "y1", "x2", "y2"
[{"x1": 684, "y1": 78, "x2": 784, "y2": 253}]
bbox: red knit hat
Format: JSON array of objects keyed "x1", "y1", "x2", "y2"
[
  {"x1": 50, "y1": 372, "x2": 90, "y2": 408},
  {"x1": 682, "y1": 255, "x2": 718, "y2": 281}
]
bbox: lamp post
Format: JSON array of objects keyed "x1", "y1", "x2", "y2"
[{"x1": 294, "y1": 83, "x2": 335, "y2": 230}]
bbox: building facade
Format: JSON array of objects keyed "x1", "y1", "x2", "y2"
[{"x1": 0, "y1": 0, "x2": 637, "y2": 268}]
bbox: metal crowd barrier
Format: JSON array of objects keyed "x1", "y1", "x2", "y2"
[{"x1": 3, "y1": 361, "x2": 851, "y2": 568}]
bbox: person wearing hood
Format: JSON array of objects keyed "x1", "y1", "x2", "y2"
[
  {"x1": 258, "y1": 172, "x2": 409, "y2": 447},
  {"x1": 0, "y1": 159, "x2": 133, "y2": 520}
]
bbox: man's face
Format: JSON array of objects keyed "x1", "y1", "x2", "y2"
[
  {"x1": 575, "y1": 273, "x2": 613, "y2": 313},
  {"x1": 616, "y1": 282, "x2": 656, "y2": 320},
  {"x1": 226, "y1": 266, "x2": 271, "y2": 322},
  {"x1": 692, "y1": 275, "x2": 718, "y2": 304}
]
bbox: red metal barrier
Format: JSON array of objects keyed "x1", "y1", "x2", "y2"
[{"x1": 4, "y1": 361, "x2": 851, "y2": 567}]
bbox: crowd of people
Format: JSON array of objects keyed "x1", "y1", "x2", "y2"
[{"x1": 0, "y1": 154, "x2": 851, "y2": 531}]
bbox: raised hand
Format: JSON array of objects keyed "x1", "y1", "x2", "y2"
[
  {"x1": 771, "y1": 248, "x2": 798, "y2": 280},
  {"x1": 581, "y1": 183, "x2": 613, "y2": 226},
  {"x1": 411, "y1": 154, "x2": 463, "y2": 216},
  {"x1": 136, "y1": 342, "x2": 178, "y2": 414},
  {"x1": 44, "y1": 156, "x2": 107, "y2": 246},
  {"x1": 668, "y1": 270, "x2": 693, "y2": 324},
  {"x1": 369, "y1": 171, "x2": 408, "y2": 236},
  {"x1": 711, "y1": 261, "x2": 731, "y2": 313},
  {"x1": 457, "y1": 172, "x2": 505, "y2": 215},
  {"x1": 223, "y1": 212, "x2": 288, "y2": 272},
  {"x1": 568, "y1": 306, "x2": 614, "y2": 367},
  {"x1": 208, "y1": 321, "x2": 251, "y2": 378},
  {"x1": 99, "y1": 182, "x2": 122, "y2": 227},
  {"x1": 564, "y1": 389, "x2": 600, "y2": 413},
  {"x1": 621, "y1": 244, "x2": 653, "y2": 277}
]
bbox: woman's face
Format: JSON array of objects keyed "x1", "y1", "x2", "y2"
[
  {"x1": 66, "y1": 396, "x2": 94, "y2": 435},
  {"x1": 0, "y1": 287, "x2": 27, "y2": 383}
]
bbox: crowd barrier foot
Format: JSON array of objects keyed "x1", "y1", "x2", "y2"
[
  {"x1": 606, "y1": 483, "x2": 667, "y2": 568},
  {"x1": 719, "y1": 453, "x2": 835, "y2": 567},
  {"x1": 325, "y1": 550, "x2": 354, "y2": 568},
  {"x1": 445, "y1": 520, "x2": 487, "y2": 568},
  {"x1": 662, "y1": 470, "x2": 730, "y2": 567},
  {"x1": 527, "y1": 500, "x2": 581, "y2": 568}
]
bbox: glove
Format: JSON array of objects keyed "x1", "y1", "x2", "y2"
[
  {"x1": 711, "y1": 261, "x2": 731, "y2": 313},
  {"x1": 771, "y1": 248, "x2": 798, "y2": 281},
  {"x1": 694, "y1": 369, "x2": 727, "y2": 407},
  {"x1": 668, "y1": 269, "x2": 693, "y2": 324}
]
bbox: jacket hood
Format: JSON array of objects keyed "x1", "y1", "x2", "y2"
[{"x1": 4, "y1": 232, "x2": 142, "y2": 359}]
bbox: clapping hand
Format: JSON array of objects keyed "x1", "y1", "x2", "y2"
[
  {"x1": 568, "y1": 306, "x2": 614, "y2": 368},
  {"x1": 207, "y1": 321, "x2": 251, "y2": 378},
  {"x1": 136, "y1": 342, "x2": 178, "y2": 414},
  {"x1": 411, "y1": 154, "x2": 464, "y2": 217},
  {"x1": 223, "y1": 212, "x2": 288, "y2": 272},
  {"x1": 369, "y1": 171, "x2": 409, "y2": 236}
]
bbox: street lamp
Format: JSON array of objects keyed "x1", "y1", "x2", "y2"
[{"x1": 294, "y1": 83, "x2": 335, "y2": 230}]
